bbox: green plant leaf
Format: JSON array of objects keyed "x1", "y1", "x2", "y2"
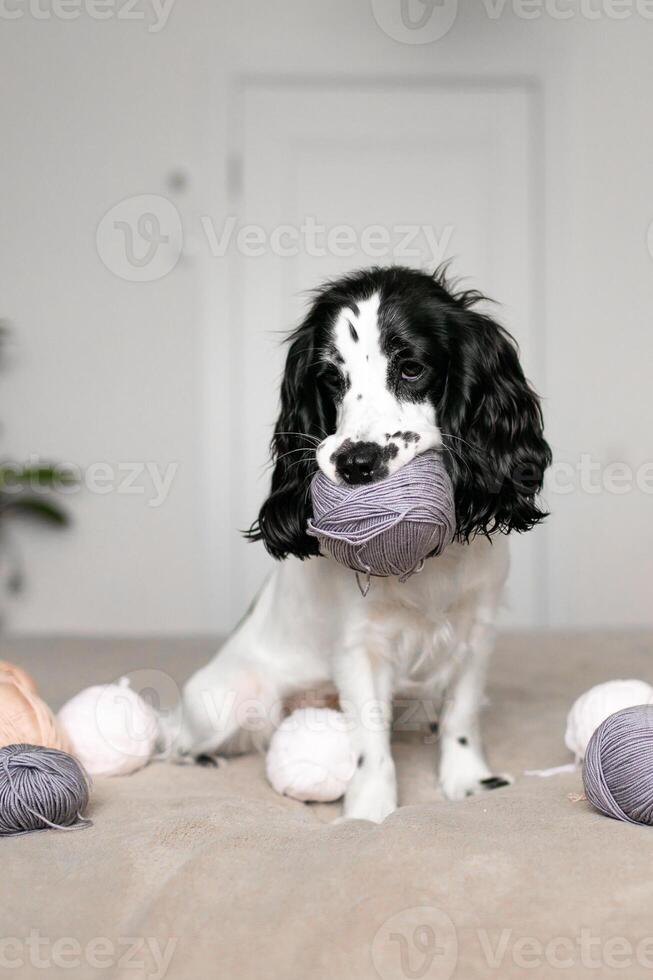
[
  {"x1": 0, "y1": 496, "x2": 71, "y2": 526},
  {"x1": 0, "y1": 462, "x2": 77, "y2": 490}
]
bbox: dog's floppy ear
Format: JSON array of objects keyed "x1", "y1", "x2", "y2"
[
  {"x1": 439, "y1": 309, "x2": 552, "y2": 541},
  {"x1": 246, "y1": 323, "x2": 329, "y2": 560}
]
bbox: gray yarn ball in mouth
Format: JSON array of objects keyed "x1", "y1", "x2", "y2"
[
  {"x1": 307, "y1": 450, "x2": 455, "y2": 586},
  {"x1": 0, "y1": 743, "x2": 92, "y2": 836},
  {"x1": 582, "y1": 704, "x2": 653, "y2": 826}
]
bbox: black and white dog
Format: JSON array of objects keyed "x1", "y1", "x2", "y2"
[{"x1": 177, "y1": 266, "x2": 551, "y2": 822}]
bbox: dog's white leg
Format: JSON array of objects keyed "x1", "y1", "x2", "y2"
[
  {"x1": 334, "y1": 646, "x2": 397, "y2": 823},
  {"x1": 438, "y1": 613, "x2": 512, "y2": 800},
  {"x1": 173, "y1": 563, "x2": 333, "y2": 760},
  {"x1": 174, "y1": 636, "x2": 283, "y2": 759}
]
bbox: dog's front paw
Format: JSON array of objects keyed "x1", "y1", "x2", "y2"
[
  {"x1": 441, "y1": 769, "x2": 513, "y2": 801},
  {"x1": 439, "y1": 742, "x2": 513, "y2": 801},
  {"x1": 341, "y1": 793, "x2": 397, "y2": 824},
  {"x1": 340, "y1": 759, "x2": 397, "y2": 824}
]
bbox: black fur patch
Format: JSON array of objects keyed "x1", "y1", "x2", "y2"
[{"x1": 480, "y1": 776, "x2": 510, "y2": 789}]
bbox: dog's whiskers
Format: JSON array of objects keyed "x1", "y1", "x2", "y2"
[
  {"x1": 274, "y1": 431, "x2": 324, "y2": 445},
  {"x1": 274, "y1": 447, "x2": 317, "y2": 463},
  {"x1": 440, "y1": 432, "x2": 489, "y2": 457}
]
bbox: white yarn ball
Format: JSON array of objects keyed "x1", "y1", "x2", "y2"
[
  {"x1": 565, "y1": 679, "x2": 653, "y2": 760},
  {"x1": 58, "y1": 677, "x2": 159, "y2": 776},
  {"x1": 266, "y1": 707, "x2": 357, "y2": 802}
]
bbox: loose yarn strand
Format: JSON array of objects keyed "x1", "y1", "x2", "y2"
[{"x1": 355, "y1": 571, "x2": 371, "y2": 598}]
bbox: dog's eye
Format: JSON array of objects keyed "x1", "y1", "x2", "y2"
[
  {"x1": 319, "y1": 364, "x2": 344, "y2": 393},
  {"x1": 399, "y1": 360, "x2": 424, "y2": 382}
]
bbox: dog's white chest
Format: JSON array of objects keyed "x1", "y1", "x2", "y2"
[{"x1": 361, "y1": 588, "x2": 458, "y2": 695}]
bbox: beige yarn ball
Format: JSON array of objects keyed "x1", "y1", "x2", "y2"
[
  {"x1": 565, "y1": 679, "x2": 653, "y2": 761},
  {"x1": 0, "y1": 660, "x2": 39, "y2": 695},
  {"x1": 0, "y1": 661, "x2": 70, "y2": 752}
]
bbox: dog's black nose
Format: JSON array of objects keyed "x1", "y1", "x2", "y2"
[{"x1": 336, "y1": 441, "x2": 382, "y2": 485}]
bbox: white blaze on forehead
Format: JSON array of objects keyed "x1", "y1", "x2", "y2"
[{"x1": 333, "y1": 293, "x2": 389, "y2": 410}]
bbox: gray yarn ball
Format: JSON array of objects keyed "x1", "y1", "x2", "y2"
[
  {"x1": 0, "y1": 743, "x2": 92, "y2": 836},
  {"x1": 307, "y1": 451, "x2": 455, "y2": 583},
  {"x1": 582, "y1": 704, "x2": 653, "y2": 826}
]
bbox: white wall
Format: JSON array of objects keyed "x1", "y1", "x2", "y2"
[{"x1": 1, "y1": 1, "x2": 652, "y2": 633}]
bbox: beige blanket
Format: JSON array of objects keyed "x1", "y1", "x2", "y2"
[{"x1": 2, "y1": 632, "x2": 652, "y2": 980}]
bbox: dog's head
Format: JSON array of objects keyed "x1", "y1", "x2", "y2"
[{"x1": 247, "y1": 266, "x2": 552, "y2": 559}]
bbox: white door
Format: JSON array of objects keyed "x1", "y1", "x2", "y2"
[{"x1": 226, "y1": 82, "x2": 543, "y2": 627}]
